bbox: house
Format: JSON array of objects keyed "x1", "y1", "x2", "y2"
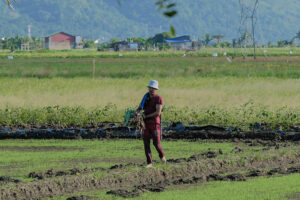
[
  {"x1": 165, "y1": 35, "x2": 192, "y2": 50},
  {"x1": 110, "y1": 41, "x2": 139, "y2": 51},
  {"x1": 45, "y1": 32, "x2": 82, "y2": 50}
]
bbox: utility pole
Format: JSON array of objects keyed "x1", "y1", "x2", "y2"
[
  {"x1": 250, "y1": 0, "x2": 259, "y2": 59},
  {"x1": 238, "y1": 0, "x2": 259, "y2": 59}
]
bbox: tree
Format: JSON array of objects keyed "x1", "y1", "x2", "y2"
[
  {"x1": 109, "y1": 37, "x2": 120, "y2": 44},
  {"x1": 296, "y1": 31, "x2": 300, "y2": 39},
  {"x1": 127, "y1": 37, "x2": 146, "y2": 44},
  {"x1": 294, "y1": 31, "x2": 300, "y2": 44},
  {"x1": 220, "y1": 41, "x2": 231, "y2": 48},
  {"x1": 83, "y1": 39, "x2": 95, "y2": 48},
  {"x1": 290, "y1": 39, "x2": 296, "y2": 47},
  {"x1": 4, "y1": 0, "x2": 178, "y2": 35},
  {"x1": 239, "y1": 30, "x2": 251, "y2": 46},
  {"x1": 212, "y1": 34, "x2": 224, "y2": 46},
  {"x1": 277, "y1": 40, "x2": 288, "y2": 47},
  {"x1": 204, "y1": 33, "x2": 212, "y2": 46},
  {"x1": 232, "y1": 39, "x2": 237, "y2": 48},
  {"x1": 146, "y1": 32, "x2": 173, "y2": 46},
  {"x1": 267, "y1": 41, "x2": 273, "y2": 47},
  {"x1": 4, "y1": 0, "x2": 177, "y2": 18}
]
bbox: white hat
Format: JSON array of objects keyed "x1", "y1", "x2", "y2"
[{"x1": 148, "y1": 80, "x2": 159, "y2": 90}]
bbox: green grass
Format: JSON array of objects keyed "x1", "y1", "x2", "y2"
[
  {"x1": 0, "y1": 47, "x2": 300, "y2": 58},
  {"x1": 85, "y1": 174, "x2": 299, "y2": 200},
  {"x1": 51, "y1": 174, "x2": 300, "y2": 200},
  {"x1": 0, "y1": 139, "x2": 237, "y2": 179},
  {"x1": 0, "y1": 55, "x2": 299, "y2": 127},
  {"x1": 1, "y1": 139, "x2": 298, "y2": 180},
  {"x1": 0, "y1": 77, "x2": 299, "y2": 128},
  {"x1": 1, "y1": 57, "x2": 300, "y2": 78},
  {"x1": 1, "y1": 139, "x2": 299, "y2": 200},
  {"x1": 140, "y1": 174, "x2": 300, "y2": 200}
]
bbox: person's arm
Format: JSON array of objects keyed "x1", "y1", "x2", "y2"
[{"x1": 144, "y1": 104, "x2": 162, "y2": 119}]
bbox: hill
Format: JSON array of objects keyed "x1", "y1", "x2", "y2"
[{"x1": 0, "y1": 0, "x2": 299, "y2": 43}]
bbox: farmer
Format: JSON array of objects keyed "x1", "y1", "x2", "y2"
[{"x1": 136, "y1": 80, "x2": 166, "y2": 168}]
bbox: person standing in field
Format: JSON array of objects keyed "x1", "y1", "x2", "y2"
[{"x1": 136, "y1": 80, "x2": 166, "y2": 168}]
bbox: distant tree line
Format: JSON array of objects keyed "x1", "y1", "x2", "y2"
[
  {"x1": 0, "y1": 35, "x2": 44, "y2": 51},
  {"x1": 89, "y1": 32, "x2": 174, "y2": 50},
  {"x1": 1, "y1": 30, "x2": 300, "y2": 51}
]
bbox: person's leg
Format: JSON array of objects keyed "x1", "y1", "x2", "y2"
[
  {"x1": 152, "y1": 128, "x2": 165, "y2": 160},
  {"x1": 143, "y1": 128, "x2": 152, "y2": 165}
]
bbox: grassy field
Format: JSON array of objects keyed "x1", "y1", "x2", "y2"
[
  {"x1": 0, "y1": 77, "x2": 299, "y2": 128},
  {"x1": 0, "y1": 51, "x2": 299, "y2": 199},
  {"x1": 1, "y1": 139, "x2": 298, "y2": 200},
  {"x1": 0, "y1": 139, "x2": 237, "y2": 179},
  {"x1": 1, "y1": 57, "x2": 300, "y2": 78},
  {"x1": 0, "y1": 55, "x2": 300, "y2": 128},
  {"x1": 0, "y1": 139, "x2": 299, "y2": 200},
  {"x1": 0, "y1": 47, "x2": 300, "y2": 58}
]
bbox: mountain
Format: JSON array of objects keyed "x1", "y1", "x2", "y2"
[{"x1": 0, "y1": 0, "x2": 299, "y2": 43}]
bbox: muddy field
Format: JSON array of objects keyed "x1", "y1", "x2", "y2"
[
  {"x1": 0, "y1": 123, "x2": 299, "y2": 141},
  {"x1": 0, "y1": 127, "x2": 299, "y2": 199},
  {"x1": 2, "y1": 150, "x2": 299, "y2": 199}
]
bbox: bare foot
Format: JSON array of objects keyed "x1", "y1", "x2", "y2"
[
  {"x1": 161, "y1": 157, "x2": 167, "y2": 164},
  {"x1": 146, "y1": 163, "x2": 153, "y2": 168}
]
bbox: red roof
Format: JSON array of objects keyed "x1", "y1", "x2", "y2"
[{"x1": 45, "y1": 32, "x2": 75, "y2": 43}]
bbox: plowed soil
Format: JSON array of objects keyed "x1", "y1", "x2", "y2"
[
  {"x1": 0, "y1": 123, "x2": 299, "y2": 199},
  {"x1": 1, "y1": 144, "x2": 299, "y2": 200},
  {"x1": 0, "y1": 124, "x2": 299, "y2": 141}
]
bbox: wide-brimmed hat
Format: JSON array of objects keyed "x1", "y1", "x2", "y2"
[{"x1": 147, "y1": 80, "x2": 159, "y2": 90}]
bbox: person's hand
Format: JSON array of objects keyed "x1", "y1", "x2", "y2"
[{"x1": 134, "y1": 110, "x2": 140, "y2": 116}]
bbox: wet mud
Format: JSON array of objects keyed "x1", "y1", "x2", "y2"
[
  {"x1": 0, "y1": 123, "x2": 299, "y2": 141},
  {"x1": 0, "y1": 123, "x2": 299, "y2": 199},
  {"x1": 0, "y1": 176, "x2": 21, "y2": 185},
  {"x1": 28, "y1": 167, "x2": 105, "y2": 180},
  {"x1": 1, "y1": 148, "x2": 299, "y2": 200},
  {"x1": 66, "y1": 195, "x2": 93, "y2": 200}
]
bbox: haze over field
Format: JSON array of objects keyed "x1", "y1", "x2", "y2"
[{"x1": 0, "y1": 0, "x2": 300, "y2": 42}]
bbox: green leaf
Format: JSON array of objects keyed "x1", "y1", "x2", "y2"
[
  {"x1": 6, "y1": 0, "x2": 16, "y2": 5},
  {"x1": 163, "y1": 10, "x2": 177, "y2": 17},
  {"x1": 170, "y1": 25, "x2": 176, "y2": 36},
  {"x1": 166, "y1": 3, "x2": 176, "y2": 9}
]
